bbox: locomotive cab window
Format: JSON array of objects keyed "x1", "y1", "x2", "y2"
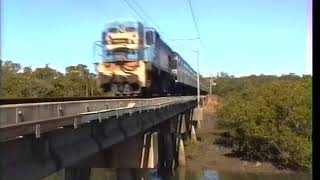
[
  {"x1": 146, "y1": 31, "x2": 154, "y2": 45},
  {"x1": 108, "y1": 28, "x2": 118, "y2": 33},
  {"x1": 102, "y1": 31, "x2": 107, "y2": 44},
  {"x1": 125, "y1": 27, "x2": 136, "y2": 32}
]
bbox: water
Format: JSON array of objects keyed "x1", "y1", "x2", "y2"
[
  {"x1": 87, "y1": 168, "x2": 311, "y2": 180},
  {"x1": 43, "y1": 167, "x2": 311, "y2": 180}
]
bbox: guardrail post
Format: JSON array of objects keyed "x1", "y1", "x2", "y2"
[
  {"x1": 73, "y1": 117, "x2": 79, "y2": 129},
  {"x1": 16, "y1": 109, "x2": 23, "y2": 123},
  {"x1": 58, "y1": 105, "x2": 63, "y2": 116},
  {"x1": 35, "y1": 124, "x2": 41, "y2": 138},
  {"x1": 98, "y1": 112, "x2": 102, "y2": 123}
]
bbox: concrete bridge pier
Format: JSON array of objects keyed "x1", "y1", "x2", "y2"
[
  {"x1": 193, "y1": 107, "x2": 203, "y2": 129},
  {"x1": 176, "y1": 113, "x2": 188, "y2": 140},
  {"x1": 177, "y1": 136, "x2": 186, "y2": 166},
  {"x1": 157, "y1": 122, "x2": 175, "y2": 171},
  {"x1": 190, "y1": 125, "x2": 197, "y2": 142},
  {"x1": 147, "y1": 132, "x2": 159, "y2": 168}
]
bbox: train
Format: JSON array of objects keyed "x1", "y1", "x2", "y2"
[{"x1": 95, "y1": 21, "x2": 209, "y2": 96}]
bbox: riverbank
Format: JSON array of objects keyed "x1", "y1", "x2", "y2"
[{"x1": 185, "y1": 95, "x2": 300, "y2": 175}]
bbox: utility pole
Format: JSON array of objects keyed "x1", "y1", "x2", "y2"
[
  {"x1": 209, "y1": 76, "x2": 212, "y2": 94},
  {"x1": 210, "y1": 75, "x2": 214, "y2": 94},
  {"x1": 196, "y1": 48, "x2": 200, "y2": 109}
]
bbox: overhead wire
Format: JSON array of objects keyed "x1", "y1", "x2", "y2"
[
  {"x1": 122, "y1": 0, "x2": 148, "y2": 24},
  {"x1": 168, "y1": 37, "x2": 199, "y2": 41},
  {"x1": 121, "y1": 0, "x2": 201, "y2": 55},
  {"x1": 122, "y1": 0, "x2": 175, "y2": 47},
  {"x1": 129, "y1": 0, "x2": 163, "y2": 32},
  {"x1": 186, "y1": 0, "x2": 201, "y2": 40}
]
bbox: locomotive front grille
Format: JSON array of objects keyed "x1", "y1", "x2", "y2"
[{"x1": 111, "y1": 38, "x2": 129, "y2": 44}]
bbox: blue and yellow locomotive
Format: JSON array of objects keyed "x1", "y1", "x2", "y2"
[{"x1": 96, "y1": 21, "x2": 208, "y2": 96}]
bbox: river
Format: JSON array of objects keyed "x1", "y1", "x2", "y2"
[{"x1": 87, "y1": 168, "x2": 311, "y2": 180}]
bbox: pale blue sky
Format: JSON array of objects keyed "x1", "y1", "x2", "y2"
[{"x1": 1, "y1": 0, "x2": 312, "y2": 77}]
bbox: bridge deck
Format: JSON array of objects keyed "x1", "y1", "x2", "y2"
[
  {"x1": 0, "y1": 96, "x2": 196, "y2": 142},
  {"x1": 0, "y1": 96, "x2": 201, "y2": 180}
]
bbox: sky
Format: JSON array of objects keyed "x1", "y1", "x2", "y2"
[{"x1": 1, "y1": 0, "x2": 312, "y2": 77}]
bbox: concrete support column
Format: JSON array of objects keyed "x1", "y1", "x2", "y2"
[
  {"x1": 185, "y1": 110, "x2": 191, "y2": 137},
  {"x1": 177, "y1": 114, "x2": 188, "y2": 140},
  {"x1": 162, "y1": 133, "x2": 175, "y2": 170},
  {"x1": 147, "y1": 132, "x2": 159, "y2": 168},
  {"x1": 179, "y1": 114, "x2": 186, "y2": 135},
  {"x1": 193, "y1": 107, "x2": 203, "y2": 129},
  {"x1": 177, "y1": 137, "x2": 186, "y2": 166},
  {"x1": 158, "y1": 122, "x2": 175, "y2": 171},
  {"x1": 140, "y1": 133, "x2": 150, "y2": 168},
  {"x1": 64, "y1": 168, "x2": 91, "y2": 180},
  {"x1": 190, "y1": 125, "x2": 197, "y2": 142}
]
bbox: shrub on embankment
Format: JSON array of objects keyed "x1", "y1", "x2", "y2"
[{"x1": 215, "y1": 74, "x2": 312, "y2": 170}]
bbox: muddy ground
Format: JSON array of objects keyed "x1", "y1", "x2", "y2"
[{"x1": 185, "y1": 95, "x2": 297, "y2": 174}]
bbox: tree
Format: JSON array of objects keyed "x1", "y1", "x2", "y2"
[
  {"x1": 0, "y1": 61, "x2": 103, "y2": 98},
  {"x1": 217, "y1": 76, "x2": 312, "y2": 170},
  {"x1": 1, "y1": 61, "x2": 24, "y2": 97},
  {"x1": 64, "y1": 64, "x2": 90, "y2": 96}
]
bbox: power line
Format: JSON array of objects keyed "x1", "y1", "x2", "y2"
[
  {"x1": 122, "y1": 0, "x2": 200, "y2": 53},
  {"x1": 122, "y1": 0, "x2": 148, "y2": 24},
  {"x1": 168, "y1": 37, "x2": 199, "y2": 41},
  {"x1": 169, "y1": 40, "x2": 193, "y2": 52},
  {"x1": 129, "y1": 0, "x2": 163, "y2": 32},
  {"x1": 186, "y1": 0, "x2": 201, "y2": 40},
  {"x1": 122, "y1": 0, "x2": 169, "y2": 38}
]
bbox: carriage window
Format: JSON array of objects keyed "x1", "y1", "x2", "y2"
[{"x1": 146, "y1": 31, "x2": 154, "y2": 45}]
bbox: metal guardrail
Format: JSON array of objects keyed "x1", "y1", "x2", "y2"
[
  {"x1": 0, "y1": 96, "x2": 197, "y2": 142},
  {"x1": 0, "y1": 96, "x2": 150, "y2": 105},
  {"x1": 0, "y1": 97, "x2": 189, "y2": 126}
]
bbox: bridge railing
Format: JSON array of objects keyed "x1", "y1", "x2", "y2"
[
  {"x1": 0, "y1": 96, "x2": 192, "y2": 126},
  {"x1": 0, "y1": 96, "x2": 198, "y2": 141}
]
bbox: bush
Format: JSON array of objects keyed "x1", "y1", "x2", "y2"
[
  {"x1": 184, "y1": 139, "x2": 199, "y2": 159},
  {"x1": 216, "y1": 77, "x2": 312, "y2": 170}
]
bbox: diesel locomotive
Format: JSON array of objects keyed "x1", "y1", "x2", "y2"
[{"x1": 96, "y1": 21, "x2": 209, "y2": 96}]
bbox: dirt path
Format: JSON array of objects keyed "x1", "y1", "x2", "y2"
[{"x1": 186, "y1": 95, "x2": 295, "y2": 174}]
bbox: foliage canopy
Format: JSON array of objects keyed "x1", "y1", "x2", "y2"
[
  {"x1": 0, "y1": 61, "x2": 103, "y2": 97},
  {"x1": 214, "y1": 73, "x2": 312, "y2": 170}
]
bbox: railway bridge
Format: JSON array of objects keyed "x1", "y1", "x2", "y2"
[{"x1": 0, "y1": 96, "x2": 206, "y2": 180}]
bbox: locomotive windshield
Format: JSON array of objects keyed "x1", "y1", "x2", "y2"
[
  {"x1": 104, "y1": 21, "x2": 144, "y2": 50},
  {"x1": 125, "y1": 27, "x2": 136, "y2": 32},
  {"x1": 108, "y1": 28, "x2": 118, "y2": 33},
  {"x1": 103, "y1": 49, "x2": 142, "y2": 62},
  {"x1": 107, "y1": 27, "x2": 136, "y2": 33}
]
